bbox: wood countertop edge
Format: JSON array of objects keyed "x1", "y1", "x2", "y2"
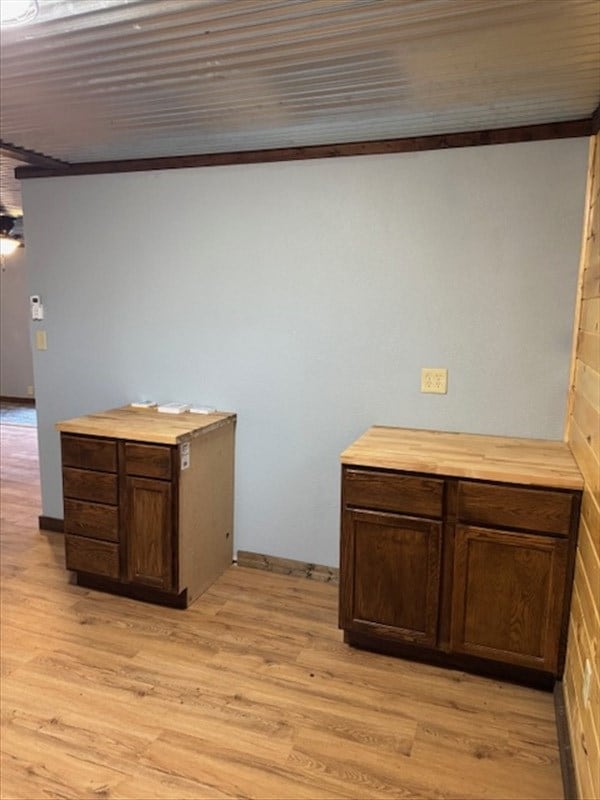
[
  {"x1": 55, "y1": 411, "x2": 236, "y2": 445},
  {"x1": 340, "y1": 427, "x2": 584, "y2": 491},
  {"x1": 340, "y1": 455, "x2": 584, "y2": 490}
]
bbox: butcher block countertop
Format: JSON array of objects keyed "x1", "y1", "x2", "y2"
[
  {"x1": 55, "y1": 406, "x2": 236, "y2": 445},
  {"x1": 341, "y1": 426, "x2": 583, "y2": 490}
]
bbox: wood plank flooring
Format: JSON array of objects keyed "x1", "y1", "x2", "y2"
[{"x1": 1, "y1": 423, "x2": 564, "y2": 799}]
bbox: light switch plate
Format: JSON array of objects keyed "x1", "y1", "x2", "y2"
[{"x1": 35, "y1": 330, "x2": 47, "y2": 350}]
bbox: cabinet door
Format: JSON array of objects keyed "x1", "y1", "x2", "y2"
[
  {"x1": 340, "y1": 509, "x2": 442, "y2": 647},
  {"x1": 450, "y1": 525, "x2": 568, "y2": 674},
  {"x1": 125, "y1": 476, "x2": 174, "y2": 591}
]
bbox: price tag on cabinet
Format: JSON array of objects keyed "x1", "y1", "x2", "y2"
[{"x1": 180, "y1": 442, "x2": 191, "y2": 470}]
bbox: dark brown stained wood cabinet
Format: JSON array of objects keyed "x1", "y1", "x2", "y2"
[
  {"x1": 450, "y1": 525, "x2": 569, "y2": 673},
  {"x1": 346, "y1": 509, "x2": 442, "y2": 647},
  {"x1": 339, "y1": 427, "x2": 584, "y2": 686},
  {"x1": 126, "y1": 475, "x2": 173, "y2": 591},
  {"x1": 56, "y1": 406, "x2": 236, "y2": 608}
]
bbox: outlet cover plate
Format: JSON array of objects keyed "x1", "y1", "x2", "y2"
[{"x1": 421, "y1": 368, "x2": 448, "y2": 394}]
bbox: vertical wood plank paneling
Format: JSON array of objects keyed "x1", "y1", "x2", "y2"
[
  {"x1": 565, "y1": 133, "x2": 600, "y2": 800},
  {"x1": 576, "y1": 331, "x2": 600, "y2": 373},
  {"x1": 569, "y1": 579, "x2": 600, "y2": 716},
  {"x1": 571, "y1": 392, "x2": 599, "y2": 463},
  {"x1": 574, "y1": 361, "x2": 600, "y2": 413},
  {"x1": 566, "y1": 139, "x2": 596, "y2": 435},
  {"x1": 579, "y1": 298, "x2": 599, "y2": 334}
]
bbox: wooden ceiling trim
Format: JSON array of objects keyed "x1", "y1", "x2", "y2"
[
  {"x1": 15, "y1": 117, "x2": 592, "y2": 180},
  {"x1": 591, "y1": 103, "x2": 600, "y2": 134}
]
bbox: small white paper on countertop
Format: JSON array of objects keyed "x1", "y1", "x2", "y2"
[{"x1": 189, "y1": 405, "x2": 217, "y2": 414}]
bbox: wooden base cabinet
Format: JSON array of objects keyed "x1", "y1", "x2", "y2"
[
  {"x1": 339, "y1": 427, "x2": 583, "y2": 686},
  {"x1": 57, "y1": 407, "x2": 236, "y2": 608}
]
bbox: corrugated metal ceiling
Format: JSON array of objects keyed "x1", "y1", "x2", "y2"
[{"x1": 0, "y1": 0, "x2": 599, "y2": 212}]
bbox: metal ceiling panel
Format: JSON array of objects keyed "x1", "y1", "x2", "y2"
[{"x1": 0, "y1": 0, "x2": 598, "y2": 168}]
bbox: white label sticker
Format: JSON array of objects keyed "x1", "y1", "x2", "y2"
[{"x1": 180, "y1": 441, "x2": 190, "y2": 470}]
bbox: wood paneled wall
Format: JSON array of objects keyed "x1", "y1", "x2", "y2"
[{"x1": 565, "y1": 133, "x2": 600, "y2": 800}]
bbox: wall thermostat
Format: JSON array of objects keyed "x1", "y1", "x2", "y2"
[{"x1": 30, "y1": 294, "x2": 44, "y2": 320}]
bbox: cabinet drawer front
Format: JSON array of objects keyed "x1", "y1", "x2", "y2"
[
  {"x1": 64, "y1": 499, "x2": 119, "y2": 542},
  {"x1": 124, "y1": 443, "x2": 172, "y2": 480},
  {"x1": 63, "y1": 467, "x2": 118, "y2": 505},
  {"x1": 457, "y1": 481, "x2": 574, "y2": 536},
  {"x1": 61, "y1": 435, "x2": 117, "y2": 473},
  {"x1": 343, "y1": 469, "x2": 443, "y2": 518},
  {"x1": 65, "y1": 534, "x2": 119, "y2": 578}
]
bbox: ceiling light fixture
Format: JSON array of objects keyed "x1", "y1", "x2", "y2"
[
  {"x1": 0, "y1": 0, "x2": 39, "y2": 27},
  {"x1": 0, "y1": 237, "x2": 20, "y2": 257},
  {"x1": 0, "y1": 216, "x2": 21, "y2": 256}
]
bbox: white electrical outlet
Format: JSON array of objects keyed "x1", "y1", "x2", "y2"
[
  {"x1": 421, "y1": 368, "x2": 448, "y2": 394},
  {"x1": 582, "y1": 658, "x2": 593, "y2": 708},
  {"x1": 26, "y1": 385, "x2": 34, "y2": 397}
]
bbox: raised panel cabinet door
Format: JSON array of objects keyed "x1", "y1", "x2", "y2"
[
  {"x1": 450, "y1": 525, "x2": 569, "y2": 674},
  {"x1": 340, "y1": 509, "x2": 442, "y2": 646},
  {"x1": 125, "y1": 476, "x2": 174, "y2": 591}
]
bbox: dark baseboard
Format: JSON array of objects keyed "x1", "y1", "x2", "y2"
[
  {"x1": 554, "y1": 681, "x2": 578, "y2": 800},
  {"x1": 39, "y1": 515, "x2": 64, "y2": 532},
  {"x1": 1, "y1": 395, "x2": 35, "y2": 405},
  {"x1": 237, "y1": 550, "x2": 339, "y2": 583}
]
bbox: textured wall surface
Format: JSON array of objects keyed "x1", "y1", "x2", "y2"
[
  {"x1": 0, "y1": 247, "x2": 34, "y2": 398},
  {"x1": 22, "y1": 137, "x2": 587, "y2": 566}
]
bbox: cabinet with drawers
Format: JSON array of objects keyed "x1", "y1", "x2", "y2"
[
  {"x1": 57, "y1": 406, "x2": 236, "y2": 608},
  {"x1": 339, "y1": 427, "x2": 583, "y2": 685}
]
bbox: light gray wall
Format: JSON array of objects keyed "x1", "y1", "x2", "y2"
[
  {"x1": 22, "y1": 138, "x2": 588, "y2": 567},
  {"x1": 0, "y1": 247, "x2": 34, "y2": 398}
]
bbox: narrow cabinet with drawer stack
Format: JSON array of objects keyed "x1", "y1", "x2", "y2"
[
  {"x1": 62, "y1": 434, "x2": 120, "y2": 579},
  {"x1": 339, "y1": 427, "x2": 583, "y2": 686},
  {"x1": 56, "y1": 406, "x2": 236, "y2": 608}
]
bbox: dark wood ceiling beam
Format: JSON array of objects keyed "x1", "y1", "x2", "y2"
[
  {"x1": 591, "y1": 103, "x2": 600, "y2": 135},
  {"x1": 1, "y1": 139, "x2": 69, "y2": 169},
  {"x1": 15, "y1": 117, "x2": 593, "y2": 180}
]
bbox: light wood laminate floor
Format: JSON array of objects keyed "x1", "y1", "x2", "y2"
[{"x1": 1, "y1": 423, "x2": 564, "y2": 799}]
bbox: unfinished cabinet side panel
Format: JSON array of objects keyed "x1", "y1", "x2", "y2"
[{"x1": 178, "y1": 421, "x2": 235, "y2": 603}]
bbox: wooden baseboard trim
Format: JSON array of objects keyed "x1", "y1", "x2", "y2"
[
  {"x1": 554, "y1": 681, "x2": 578, "y2": 800},
  {"x1": 1, "y1": 395, "x2": 35, "y2": 405},
  {"x1": 237, "y1": 550, "x2": 339, "y2": 584},
  {"x1": 39, "y1": 516, "x2": 64, "y2": 532}
]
